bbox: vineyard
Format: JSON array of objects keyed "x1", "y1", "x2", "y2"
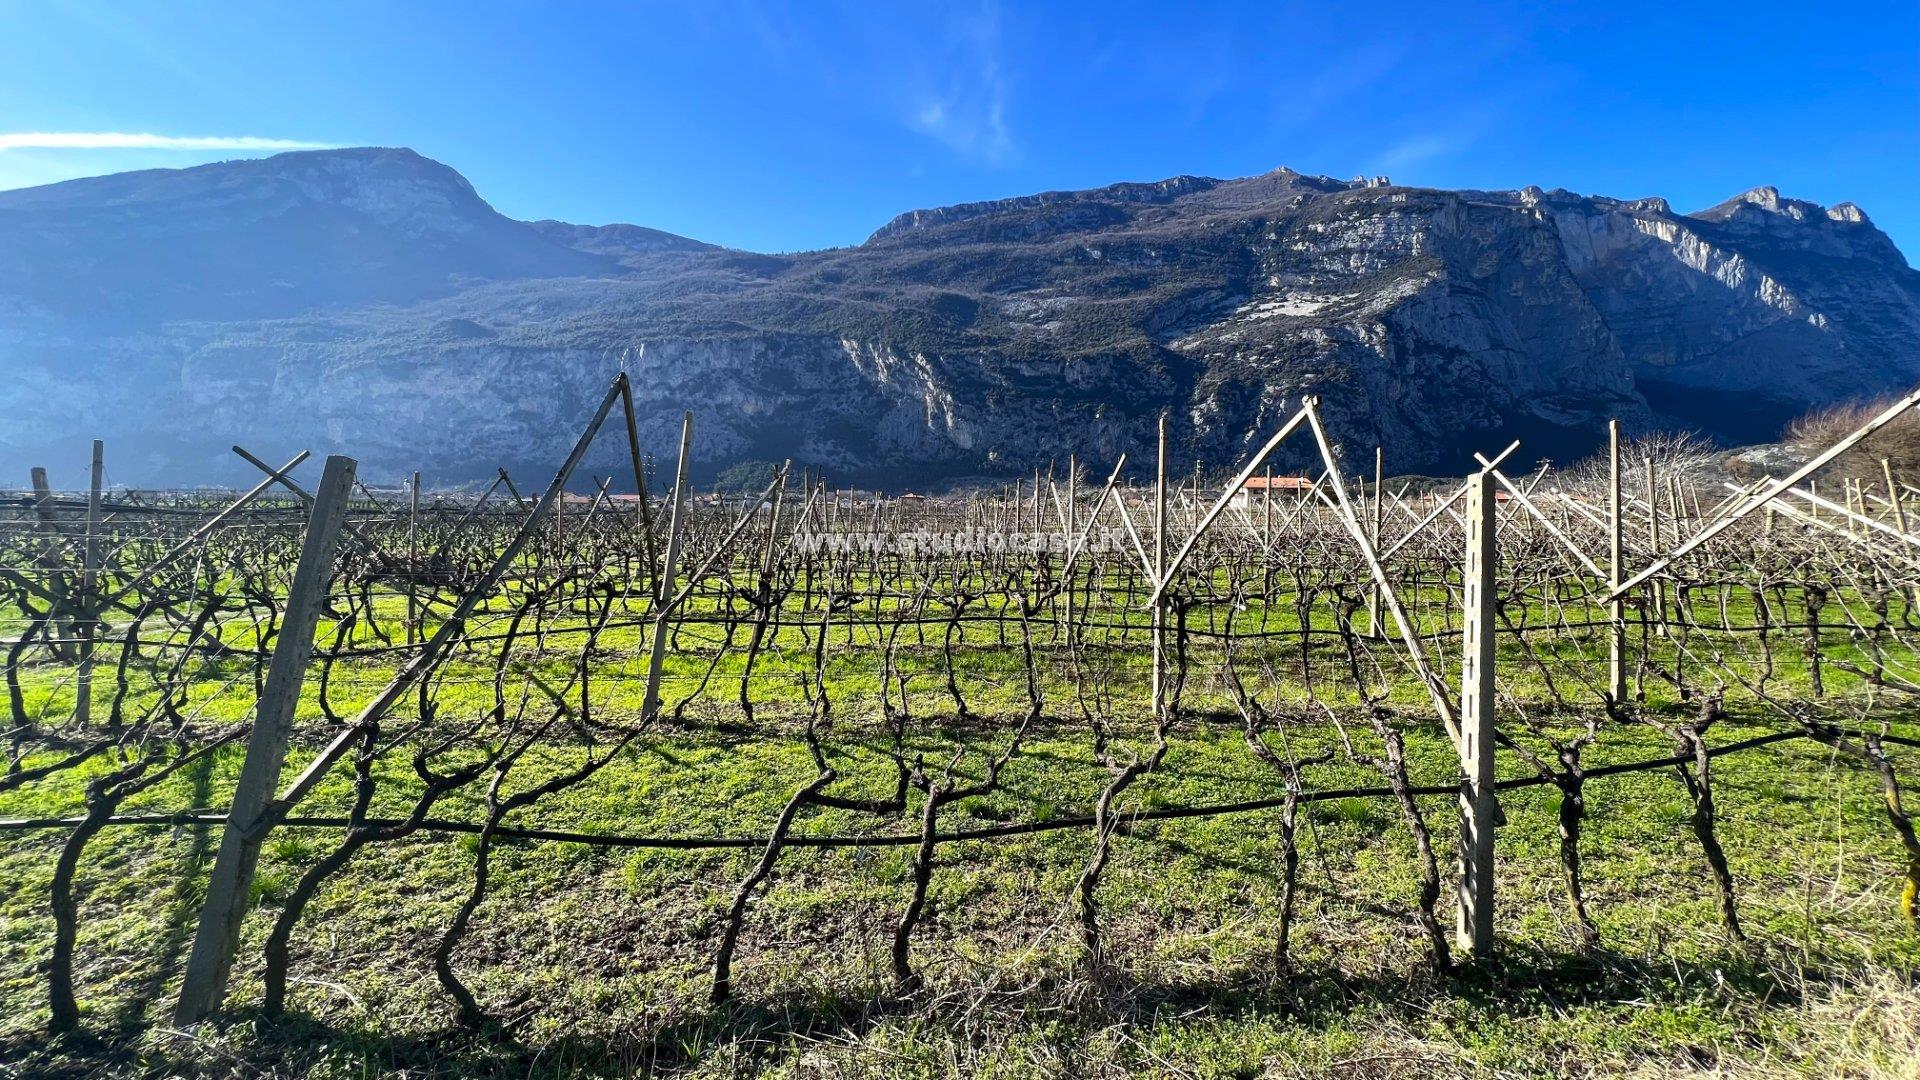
[{"x1": 2, "y1": 375, "x2": 1919, "y2": 1078}]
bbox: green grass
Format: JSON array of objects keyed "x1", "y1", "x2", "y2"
[
  {"x1": 3, "y1": 695, "x2": 1918, "y2": 1077},
  {"x1": 1, "y1": 576, "x2": 1917, "y2": 1077}
]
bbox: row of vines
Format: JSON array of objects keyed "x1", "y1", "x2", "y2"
[{"x1": 2, "y1": 379, "x2": 1918, "y2": 1037}]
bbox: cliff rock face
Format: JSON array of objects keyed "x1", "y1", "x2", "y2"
[
  {"x1": 1531, "y1": 185, "x2": 1920, "y2": 430},
  {"x1": 0, "y1": 150, "x2": 1914, "y2": 486}
]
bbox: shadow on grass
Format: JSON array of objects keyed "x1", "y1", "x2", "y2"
[
  {"x1": 110, "y1": 753, "x2": 220, "y2": 1029},
  {"x1": 1122, "y1": 939, "x2": 1803, "y2": 1027},
  {"x1": 5, "y1": 988, "x2": 910, "y2": 1080},
  {"x1": 0, "y1": 941, "x2": 1825, "y2": 1079}
]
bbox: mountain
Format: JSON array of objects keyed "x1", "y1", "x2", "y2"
[
  {"x1": 1, "y1": 148, "x2": 1915, "y2": 489},
  {"x1": 0, "y1": 148, "x2": 622, "y2": 323}
]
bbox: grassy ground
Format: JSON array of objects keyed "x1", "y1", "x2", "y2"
[
  {"x1": 1, "y1": 581, "x2": 1917, "y2": 1077},
  {"x1": 2, "y1": 692, "x2": 1918, "y2": 1077}
]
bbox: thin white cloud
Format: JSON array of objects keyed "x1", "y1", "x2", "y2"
[
  {"x1": 905, "y1": 2, "x2": 1014, "y2": 165},
  {"x1": 1375, "y1": 111, "x2": 1500, "y2": 173},
  {"x1": 1377, "y1": 133, "x2": 1465, "y2": 170},
  {"x1": 0, "y1": 132, "x2": 334, "y2": 152}
]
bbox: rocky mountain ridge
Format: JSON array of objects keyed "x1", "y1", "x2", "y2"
[{"x1": 0, "y1": 148, "x2": 1914, "y2": 488}]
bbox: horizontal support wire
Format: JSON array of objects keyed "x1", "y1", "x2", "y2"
[{"x1": 8, "y1": 728, "x2": 1902, "y2": 846}]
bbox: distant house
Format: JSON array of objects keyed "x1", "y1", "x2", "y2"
[
  {"x1": 557, "y1": 491, "x2": 649, "y2": 513},
  {"x1": 1232, "y1": 474, "x2": 1314, "y2": 509},
  {"x1": 894, "y1": 492, "x2": 927, "y2": 503}
]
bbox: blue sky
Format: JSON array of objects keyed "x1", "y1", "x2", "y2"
[{"x1": 1, "y1": 1, "x2": 1915, "y2": 256}]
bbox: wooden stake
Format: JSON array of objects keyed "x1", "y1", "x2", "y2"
[
  {"x1": 641, "y1": 412, "x2": 694, "y2": 720},
  {"x1": 275, "y1": 374, "x2": 634, "y2": 813},
  {"x1": 406, "y1": 471, "x2": 420, "y2": 647},
  {"x1": 175, "y1": 454, "x2": 357, "y2": 1024},
  {"x1": 29, "y1": 467, "x2": 74, "y2": 664},
  {"x1": 1885, "y1": 458, "x2": 1908, "y2": 533},
  {"x1": 616, "y1": 377, "x2": 660, "y2": 597},
  {"x1": 1300, "y1": 401, "x2": 1459, "y2": 739},
  {"x1": 75, "y1": 441, "x2": 102, "y2": 726},
  {"x1": 1143, "y1": 406, "x2": 1310, "y2": 608},
  {"x1": 498, "y1": 468, "x2": 526, "y2": 510}
]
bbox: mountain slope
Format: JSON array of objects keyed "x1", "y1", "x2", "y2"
[
  {"x1": 0, "y1": 150, "x2": 1914, "y2": 487},
  {"x1": 0, "y1": 147, "x2": 616, "y2": 321}
]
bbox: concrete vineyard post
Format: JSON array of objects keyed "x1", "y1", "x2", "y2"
[
  {"x1": 1456, "y1": 471, "x2": 1497, "y2": 959},
  {"x1": 1608, "y1": 420, "x2": 1627, "y2": 703}
]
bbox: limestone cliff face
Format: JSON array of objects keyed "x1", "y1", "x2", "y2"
[
  {"x1": 0, "y1": 150, "x2": 1914, "y2": 486},
  {"x1": 1533, "y1": 185, "x2": 1920, "y2": 410}
]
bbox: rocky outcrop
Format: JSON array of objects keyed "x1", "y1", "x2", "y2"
[
  {"x1": 0, "y1": 150, "x2": 1914, "y2": 487},
  {"x1": 1528, "y1": 186, "x2": 1920, "y2": 424}
]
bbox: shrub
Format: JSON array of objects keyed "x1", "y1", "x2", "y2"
[
  {"x1": 1561, "y1": 428, "x2": 1721, "y2": 490},
  {"x1": 1784, "y1": 396, "x2": 1920, "y2": 484}
]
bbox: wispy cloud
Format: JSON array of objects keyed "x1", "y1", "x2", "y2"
[
  {"x1": 1376, "y1": 132, "x2": 1472, "y2": 170},
  {"x1": 905, "y1": 2, "x2": 1014, "y2": 165},
  {"x1": 1278, "y1": 41, "x2": 1410, "y2": 131},
  {"x1": 0, "y1": 132, "x2": 334, "y2": 152}
]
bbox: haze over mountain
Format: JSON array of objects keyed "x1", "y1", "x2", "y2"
[{"x1": 2, "y1": 147, "x2": 1915, "y2": 489}]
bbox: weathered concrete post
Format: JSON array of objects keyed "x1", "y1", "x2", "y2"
[
  {"x1": 1456, "y1": 471, "x2": 1498, "y2": 959},
  {"x1": 1151, "y1": 415, "x2": 1167, "y2": 715},
  {"x1": 1645, "y1": 456, "x2": 1666, "y2": 637},
  {"x1": 176, "y1": 453, "x2": 356, "y2": 1023},
  {"x1": 1366, "y1": 446, "x2": 1383, "y2": 636},
  {"x1": 1608, "y1": 420, "x2": 1628, "y2": 703},
  {"x1": 1262, "y1": 465, "x2": 1273, "y2": 548},
  {"x1": 1063, "y1": 455, "x2": 1078, "y2": 640}
]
